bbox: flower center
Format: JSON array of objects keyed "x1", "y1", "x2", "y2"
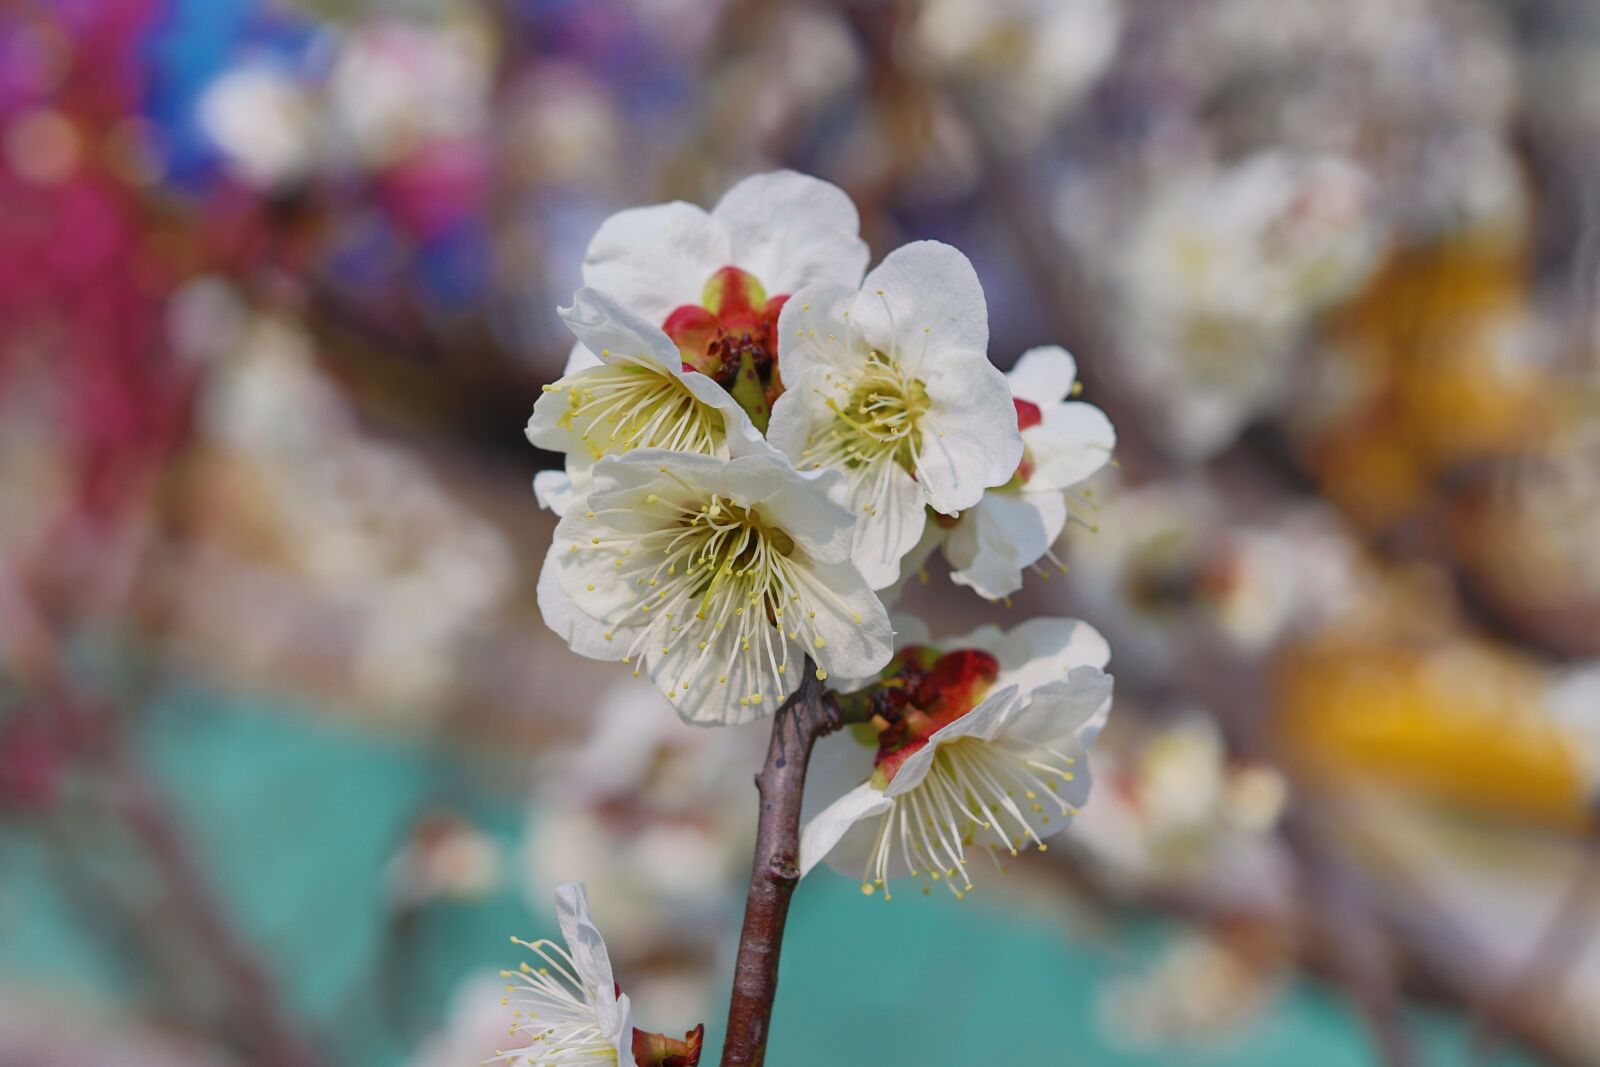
[
  {"x1": 499, "y1": 938, "x2": 619, "y2": 1065},
  {"x1": 859, "y1": 734, "x2": 1079, "y2": 902},
  {"x1": 858, "y1": 647, "x2": 1000, "y2": 783},
  {"x1": 661, "y1": 266, "x2": 789, "y2": 430},
  {"x1": 596, "y1": 488, "x2": 840, "y2": 708},
  {"x1": 550, "y1": 353, "x2": 726, "y2": 460},
  {"x1": 805, "y1": 350, "x2": 930, "y2": 476}
]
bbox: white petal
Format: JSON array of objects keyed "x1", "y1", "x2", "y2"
[
  {"x1": 552, "y1": 882, "x2": 618, "y2": 1010},
  {"x1": 581, "y1": 201, "x2": 730, "y2": 323},
  {"x1": 916, "y1": 354, "x2": 1023, "y2": 513},
  {"x1": 975, "y1": 681, "x2": 1107, "y2": 851},
  {"x1": 1006, "y1": 345, "x2": 1078, "y2": 406},
  {"x1": 533, "y1": 468, "x2": 577, "y2": 516},
  {"x1": 712, "y1": 171, "x2": 870, "y2": 295},
  {"x1": 611, "y1": 991, "x2": 639, "y2": 1067},
  {"x1": 560, "y1": 287, "x2": 695, "y2": 371},
  {"x1": 772, "y1": 282, "x2": 861, "y2": 382},
  {"x1": 676, "y1": 368, "x2": 766, "y2": 454},
  {"x1": 945, "y1": 491, "x2": 1065, "y2": 601},
  {"x1": 871, "y1": 522, "x2": 943, "y2": 614},
  {"x1": 718, "y1": 450, "x2": 854, "y2": 563},
  {"x1": 849, "y1": 241, "x2": 989, "y2": 378},
  {"x1": 888, "y1": 685, "x2": 1024, "y2": 794},
  {"x1": 799, "y1": 780, "x2": 893, "y2": 877},
  {"x1": 831, "y1": 607, "x2": 934, "y2": 694},
  {"x1": 657, "y1": 621, "x2": 803, "y2": 727},
  {"x1": 846, "y1": 461, "x2": 928, "y2": 590},
  {"x1": 550, "y1": 449, "x2": 892, "y2": 724},
  {"x1": 545, "y1": 288, "x2": 763, "y2": 456},
  {"x1": 790, "y1": 559, "x2": 894, "y2": 680},
  {"x1": 802, "y1": 727, "x2": 880, "y2": 827},
  {"x1": 1002, "y1": 668, "x2": 1115, "y2": 752},
  {"x1": 538, "y1": 548, "x2": 633, "y2": 661},
  {"x1": 1023, "y1": 402, "x2": 1116, "y2": 491},
  {"x1": 551, "y1": 499, "x2": 644, "y2": 619},
  {"x1": 564, "y1": 340, "x2": 604, "y2": 375},
  {"x1": 993, "y1": 617, "x2": 1112, "y2": 692},
  {"x1": 890, "y1": 612, "x2": 933, "y2": 648}
]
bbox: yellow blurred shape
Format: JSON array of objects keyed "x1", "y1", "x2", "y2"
[
  {"x1": 1274, "y1": 633, "x2": 1590, "y2": 830},
  {"x1": 1304, "y1": 233, "x2": 1553, "y2": 529}
]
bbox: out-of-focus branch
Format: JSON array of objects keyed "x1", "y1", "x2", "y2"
[
  {"x1": 108, "y1": 746, "x2": 327, "y2": 1067},
  {"x1": 1283, "y1": 811, "x2": 1417, "y2": 1067},
  {"x1": 1466, "y1": 815, "x2": 1600, "y2": 1066},
  {"x1": 719, "y1": 667, "x2": 841, "y2": 1067},
  {"x1": 1, "y1": 547, "x2": 327, "y2": 1067}
]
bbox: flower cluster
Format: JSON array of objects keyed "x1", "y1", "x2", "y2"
[
  {"x1": 518, "y1": 171, "x2": 1119, "y2": 1062},
  {"x1": 532, "y1": 172, "x2": 1118, "y2": 724}
]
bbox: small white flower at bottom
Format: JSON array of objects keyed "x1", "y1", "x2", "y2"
[{"x1": 492, "y1": 882, "x2": 636, "y2": 1067}]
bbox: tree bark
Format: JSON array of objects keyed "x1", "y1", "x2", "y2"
[{"x1": 719, "y1": 666, "x2": 840, "y2": 1067}]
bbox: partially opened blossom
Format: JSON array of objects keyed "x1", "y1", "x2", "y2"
[
  {"x1": 527, "y1": 289, "x2": 765, "y2": 515},
  {"x1": 571, "y1": 170, "x2": 871, "y2": 422},
  {"x1": 768, "y1": 241, "x2": 1022, "y2": 588},
  {"x1": 800, "y1": 617, "x2": 1112, "y2": 898},
  {"x1": 914, "y1": 345, "x2": 1115, "y2": 601},
  {"x1": 540, "y1": 448, "x2": 893, "y2": 724},
  {"x1": 496, "y1": 882, "x2": 635, "y2": 1067}
]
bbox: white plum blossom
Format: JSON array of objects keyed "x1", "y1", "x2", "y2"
[
  {"x1": 768, "y1": 241, "x2": 1023, "y2": 588},
  {"x1": 527, "y1": 289, "x2": 764, "y2": 515},
  {"x1": 533, "y1": 171, "x2": 869, "y2": 515},
  {"x1": 495, "y1": 882, "x2": 635, "y2": 1067},
  {"x1": 575, "y1": 169, "x2": 869, "y2": 349},
  {"x1": 913, "y1": 345, "x2": 1115, "y2": 601},
  {"x1": 799, "y1": 617, "x2": 1112, "y2": 898},
  {"x1": 540, "y1": 447, "x2": 893, "y2": 725}
]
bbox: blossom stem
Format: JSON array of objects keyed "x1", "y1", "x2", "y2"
[{"x1": 719, "y1": 664, "x2": 841, "y2": 1067}]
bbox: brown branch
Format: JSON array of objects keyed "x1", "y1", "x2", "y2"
[
  {"x1": 719, "y1": 665, "x2": 841, "y2": 1067},
  {"x1": 108, "y1": 750, "x2": 327, "y2": 1067}
]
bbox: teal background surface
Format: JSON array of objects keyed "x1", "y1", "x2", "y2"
[{"x1": 0, "y1": 686, "x2": 1534, "y2": 1066}]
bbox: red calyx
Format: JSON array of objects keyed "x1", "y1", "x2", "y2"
[
  {"x1": 661, "y1": 267, "x2": 790, "y2": 388},
  {"x1": 1013, "y1": 397, "x2": 1043, "y2": 431},
  {"x1": 868, "y1": 647, "x2": 1001, "y2": 782}
]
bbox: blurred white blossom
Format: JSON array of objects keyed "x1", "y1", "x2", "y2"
[{"x1": 1112, "y1": 153, "x2": 1380, "y2": 454}]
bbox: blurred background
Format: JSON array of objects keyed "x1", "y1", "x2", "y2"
[{"x1": 1, "y1": 0, "x2": 1598, "y2": 1064}]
